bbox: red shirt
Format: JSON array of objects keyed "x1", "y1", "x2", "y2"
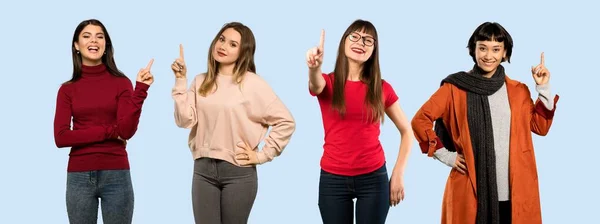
[
  {"x1": 53, "y1": 64, "x2": 149, "y2": 172},
  {"x1": 310, "y1": 73, "x2": 398, "y2": 176}
]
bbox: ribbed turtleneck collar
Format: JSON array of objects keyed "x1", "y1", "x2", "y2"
[{"x1": 81, "y1": 64, "x2": 108, "y2": 77}]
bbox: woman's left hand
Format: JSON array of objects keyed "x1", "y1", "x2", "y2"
[
  {"x1": 389, "y1": 172, "x2": 405, "y2": 207},
  {"x1": 532, "y1": 52, "x2": 550, "y2": 85},
  {"x1": 137, "y1": 59, "x2": 155, "y2": 86},
  {"x1": 235, "y1": 142, "x2": 259, "y2": 166}
]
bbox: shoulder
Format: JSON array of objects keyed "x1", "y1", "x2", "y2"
[
  {"x1": 242, "y1": 72, "x2": 278, "y2": 101},
  {"x1": 243, "y1": 72, "x2": 272, "y2": 89},
  {"x1": 113, "y1": 76, "x2": 134, "y2": 88},
  {"x1": 192, "y1": 73, "x2": 207, "y2": 84},
  {"x1": 58, "y1": 81, "x2": 75, "y2": 95},
  {"x1": 505, "y1": 75, "x2": 531, "y2": 95},
  {"x1": 195, "y1": 73, "x2": 207, "y2": 80},
  {"x1": 381, "y1": 79, "x2": 394, "y2": 89}
]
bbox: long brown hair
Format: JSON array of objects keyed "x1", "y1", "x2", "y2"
[
  {"x1": 332, "y1": 19, "x2": 384, "y2": 123},
  {"x1": 65, "y1": 19, "x2": 125, "y2": 84},
  {"x1": 199, "y1": 22, "x2": 256, "y2": 96}
]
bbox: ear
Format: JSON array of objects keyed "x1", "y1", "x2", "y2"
[{"x1": 73, "y1": 42, "x2": 80, "y2": 51}]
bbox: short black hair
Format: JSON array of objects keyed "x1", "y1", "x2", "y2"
[{"x1": 467, "y1": 22, "x2": 513, "y2": 63}]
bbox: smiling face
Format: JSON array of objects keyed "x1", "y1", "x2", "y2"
[
  {"x1": 73, "y1": 24, "x2": 105, "y2": 66},
  {"x1": 467, "y1": 22, "x2": 514, "y2": 76},
  {"x1": 475, "y1": 40, "x2": 507, "y2": 76},
  {"x1": 212, "y1": 28, "x2": 242, "y2": 66},
  {"x1": 344, "y1": 30, "x2": 375, "y2": 64}
]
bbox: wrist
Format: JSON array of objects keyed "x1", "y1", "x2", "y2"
[{"x1": 392, "y1": 166, "x2": 405, "y2": 176}]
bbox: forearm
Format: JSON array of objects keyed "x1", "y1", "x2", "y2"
[
  {"x1": 308, "y1": 68, "x2": 325, "y2": 93},
  {"x1": 54, "y1": 125, "x2": 114, "y2": 148},
  {"x1": 536, "y1": 83, "x2": 555, "y2": 110},
  {"x1": 257, "y1": 99, "x2": 296, "y2": 164},
  {"x1": 172, "y1": 77, "x2": 197, "y2": 128},
  {"x1": 433, "y1": 147, "x2": 456, "y2": 167},
  {"x1": 116, "y1": 82, "x2": 149, "y2": 139},
  {"x1": 392, "y1": 132, "x2": 413, "y2": 175}
]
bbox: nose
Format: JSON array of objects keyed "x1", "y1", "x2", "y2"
[
  {"x1": 483, "y1": 51, "x2": 492, "y2": 60},
  {"x1": 358, "y1": 38, "x2": 366, "y2": 46},
  {"x1": 218, "y1": 42, "x2": 226, "y2": 50}
]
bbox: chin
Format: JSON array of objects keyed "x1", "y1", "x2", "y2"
[
  {"x1": 349, "y1": 56, "x2": 367, "y2": 64},
  {"x1": 477, "y1": 64, "x2": 494, "y2": 72},
  {"x1": 215, "y1": 58, "x2": 229, "y2": 64}
]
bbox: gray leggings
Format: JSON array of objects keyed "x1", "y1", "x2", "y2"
[{"x1": 192, "y1": 158, "x2": 258, "y2": 224}]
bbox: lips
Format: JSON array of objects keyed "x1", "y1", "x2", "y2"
[
  {"x1": 351, "y1": 47, "x2": 365, "y2": 54},
  {"x1": 88, "y1": 46, "x2": 99, "y2": 53},
  {"x1": 481, "y1": 61, "x2": 495, "y2": 66},
  {"x1": 217, "y1": 51, "x2": 227, "y2": 57}
]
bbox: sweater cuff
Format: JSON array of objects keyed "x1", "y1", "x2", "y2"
[
  {"x1": 433, "y1": 147, "x2": 456, "y2": 168},
  {"x1": 135, "y1": 81, "x2": 150, "y2": 92},
  {"x1": 256, "y1": 150, "x2": 270, "y2": 165},
  {"x1": 535, "y1": 83, "x2": 554, "y2": 110},
  {"x1": 173, "y1": 78, "x2": 188, "y2": 92}
]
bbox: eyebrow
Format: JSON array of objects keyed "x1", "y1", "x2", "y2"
[
  {"x1": 81, "y1": 32, "x2": 104, "y2": 35},
  {"x1": 477, "y1": 43, "x2": 503, "y2": 48},
  {"x1": 220, "y1": 35, "x2": 240, "y2": 45},
  {"x1": 352, "y1": 32, "x2": 374, "y2": 38}
]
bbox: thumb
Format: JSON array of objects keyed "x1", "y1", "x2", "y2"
[{"x1": 237, "y1": 141, "x2": 246, "y2": 148}]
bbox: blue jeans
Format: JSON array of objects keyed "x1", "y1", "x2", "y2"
[
  {"x1": 318, "y1": 164, "x2": 390, "y2": 224},
  {"x1": 66, "y1": 170, "x2": 134, "y2": 224}
]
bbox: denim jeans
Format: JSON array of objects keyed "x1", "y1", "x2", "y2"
[
  {"x1": 318, "y1": 163, "x2": 390, "y2": 224},
  {"x1": 192, "y1": 158, "x2": 258, "y2": 224},
  {"x1": 66, "y1": 170, "x2": 134, "y2": 224}
]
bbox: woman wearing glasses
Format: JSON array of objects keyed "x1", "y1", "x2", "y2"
[{"x1": 305, "y1": 19, "x2": 413, "y2": 224}]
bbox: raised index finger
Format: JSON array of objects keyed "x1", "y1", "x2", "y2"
[
  {"x1": 540, "y1": 52, "x2": 545, "y2": 65},
  {"x1": 145, "y1": 58, "x2": 154, "y2": 70},
  {"x1": 319, "y1": 29, "x2": 325, "y2": 49},
  {"x1": 179, "y1": 44, "x2": 185, "y2": 59}
]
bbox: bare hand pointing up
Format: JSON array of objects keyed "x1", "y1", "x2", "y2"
[
  {"x1": 136, "y1": 58, "x2": 154, "y2": 86},
  {"x1": 306, "y1": 30, "x2": 325, "y2": 69},
  {"x1": 171, "y1": 44, "x2": 187, "y2": 78},
  {"x1": 531, "y1": 52, "x2": 550, "y2": 85}
]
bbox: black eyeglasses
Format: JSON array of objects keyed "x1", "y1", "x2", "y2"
[{"x1": 348, "y1": 32, "x2": 376, "y2": 47}]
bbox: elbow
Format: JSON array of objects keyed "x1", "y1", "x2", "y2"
[
  {"x1": 174, "y1": 119, "x2": 193, "y2": 129},
  {"x1": 55, "y1": 140, "x2": 65, "y2": 148},
  {"x1": 288, "y1": 119, "x2": 297, "y2": 133},
  {"x1": 54, "y1": 137, "x2": 67, "y2": 148},
  {"x1": 116, "y1": 127, "x2": 136, "y2": 140},
  {"x1": 308, "y1": 83, "x2": 325, "y2": 96},
  {"x1": 410, "y1": 118, "x2": 421, "y2": 135},
  {"x1": 174, "y1": 113, "x2": 196, "y2": 129},
  {"x1": 535, "y1": 128, "x2": 550, "y2": 136},
  {"x1": 282, "y1": 117, "x2": 297, "y2": 136}
]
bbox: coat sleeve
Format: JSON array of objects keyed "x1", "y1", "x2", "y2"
[
  {"x1": 526, "y1": 83, "x2": 559, "y2": 136},
  {"x1": 411, "y1": 83, "x2": 453, "y2": 157}
]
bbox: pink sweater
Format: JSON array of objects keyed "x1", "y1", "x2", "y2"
[{"x1": 172, "y1": 72, "x2": 296, "y2": 166}]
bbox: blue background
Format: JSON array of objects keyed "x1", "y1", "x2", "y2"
[{"x1": 0, "y1": 0, "x2": 596, "y2": 223}]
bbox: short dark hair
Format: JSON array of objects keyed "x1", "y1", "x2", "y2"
[{"x1": 467, "y1": 22, "x2": 513, "y2": 63}]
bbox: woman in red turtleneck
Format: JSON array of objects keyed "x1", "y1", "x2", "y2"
[{"x1": 53, "y1": 19, "x2": 154, "y2": 224}]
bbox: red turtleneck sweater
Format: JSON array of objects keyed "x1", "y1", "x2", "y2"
[{"x1": 53, "y1": 64, "x2": 149, "y2": 172}]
